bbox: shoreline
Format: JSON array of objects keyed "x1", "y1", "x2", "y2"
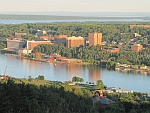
[
  {"x1": 5, "y1": 53, "x2": 91, "y2": 65},
  {"x1": 4, "y1": 53, "x2": 150, "y2": 75}
]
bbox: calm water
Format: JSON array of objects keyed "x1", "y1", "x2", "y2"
[
  {"x1": 0, "y1": 19, "x2": 150, "y2": 24},
  {"x1": 0, "y1": 53, "x2": 150, "y2": 92}
]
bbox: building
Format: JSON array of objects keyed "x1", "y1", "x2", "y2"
[
  {"x1": 27, "y1": 41, "x2": 52, "y2": 50},
  {"x1": 18, "y1": 48, "x2": 32, "y2": 55},
  {"x1": 15, "y1": 32, "x2": 27, "y2": 36},
  {"x1": 131, "y1": 44, "x2": 143, "y2": 52},
  {"x1": 37, "y1": 30, "x2": 43, "y2": 36},
  {"x1": 54, "y1": 35, "x2": 67, "y2": 45},
  {"x1": 40, "y1": 35, "x2": 54, "y2": 41},
  {"x1": 50, "y1": 54, "x2": 61, "y2": 59},
  {"x1": 102, "y1": 48, "x2": 120, "y2": 53},
  {"x1": 130, "y1": 25, "x2": 150, "y2": 29},
  {"x1": 66, "y1": 36, "x2": 85, "y2": 48},
  {"x1": 7, "y1": 40, "x2": 26, "y2": 50},
  {"x1": 88, "y1": 33, "x2": 102, "y2": 46},
  {"x1": 35, "y1": 52, "x2": 41, "y2": 58},
  {"x1": 61, "y1": 59, "x2": 82, "y2": 63}
]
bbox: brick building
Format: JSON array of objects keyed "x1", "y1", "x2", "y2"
[
  {"x1": 66, "y1": 36, "x2": 85, "y2": 48},
  {"x1": 40, "y1": 35, "x2": 54, "y2": 41},
  {"x1": 88, "y1": 33, "x2": 102, "y2": 46},
  {"x1": 131, "y1": 44, "x2": 143, "y2": 52},
  {"x1": 130, "y1": 25, "x2": 150, "y2": 29},
  {"x1": 15, "y1": 32, "x2": 27, "y2": 37},
  {"x1": 102, "y1": 48, "x2": 120, "y2": 53},
  {"x1": 27, "y1": 41, "x2": 52, "y2": 50},
  {"x1": 54, "y1": 35, "x2": 67, "y2": 45},
  {"x1": 61, "y1": 59, "x2": 82, "y2": 63}
]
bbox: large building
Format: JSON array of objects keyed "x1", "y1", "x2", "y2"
[
  {"x1": 7, "y1": 40, "x2": 26, "y2": 50},
  {"x1": 27, "y1": 41, "x2": 52, "y2": 50},
  {"x1": 54, "y1": 35, "x2": 67, "y2": 45},
  {"x1": 40, "y1": 35, "x2": 54, "y2": 41},
  {"x1": 66, "y1": 36, "x2": 85, "y2": 48},
  {"x1": 131, "y1": 44, "x2": 143, "y2": 52},
  {"x1": 14, "y1": 32, "x2": 27, "y2": 36},
  {"x1": 102, "y1": 48, "x2": 120, "y2": 53},
  {"x1": 88, "y1": 33, "x2": 102, "y2": 46},
  {"x1": 130, "y1": 25, "x2": 150, "y2": 29}
]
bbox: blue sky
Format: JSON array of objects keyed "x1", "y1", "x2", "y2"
[{"x1": 0, "y1": 0, "x2": 150, "y2": 13}]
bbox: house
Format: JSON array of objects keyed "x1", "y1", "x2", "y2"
[
  {"x1": 122, "y1": 90, "x2": 133, "y2": 93},
  {"x1": 105, "y1": 90, "x2": 114, "y2": 93},
  {"x1": 114, "y1": 88, "x2": 133, "y2": 93},
  {"x1": 62, "y1": 81, "x2": 76, "y2": 85},
  {"x1": 106, "y1": 87, "x2": 115, "y2": 90},
  {"x1": 100, "y1": 97, "x2": 115, "y2": 105},
  {"x1": 131, "y1": 65, "x2": 139, "y2": 69},
  {"x1": 139, "y1": 66, "x2": 147, "y2": 70}
]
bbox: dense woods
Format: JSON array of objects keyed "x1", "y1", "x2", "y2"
[
  {"x1": 0, "y1": 78, "x2": 150, "y2": 113},
  {"x1": 0, "y1": 22, "x2": 150, "y2": 43},
  {"x1": 0, "y1": 79, "x2": 93, "y2": 113}
]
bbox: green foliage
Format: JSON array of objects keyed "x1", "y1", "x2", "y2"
[
  {"x1": 0, "y1": 41, "x2": 6, "y2": 49},
  {"x1": 93, "y1": 80, "x2": 104, "y2": 90},
  {"x1": 72, "y1": 76, "x2": 84, "y2": 82},
  {"x1": 28, "y1": 75, "x2": 33, "y2": 82},
  {"x1": 37, "y1": 75, "x2": 44, "y2": 80},
  {"x1": 0, "y1": 79, "x2": 93, "y2": 113},
  {"x1": 106, "y1": 61, "x2": 118, "y2": 70}
]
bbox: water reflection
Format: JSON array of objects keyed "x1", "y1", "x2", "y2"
[
  {"x1": 87, "y1": 66, "x2": 102, "y2": 83},
  {"x1": 0, "y1": 53, "x2": 150, "y2": 92}
]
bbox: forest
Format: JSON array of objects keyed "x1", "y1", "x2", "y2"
[
  {"x1": 0, "y1": 22, "x2": 150, "y2": 42},
  {"x1": 0, "y1": 78, "x2": 150, "y2": 113}
]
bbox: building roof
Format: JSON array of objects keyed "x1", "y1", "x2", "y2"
[
  {"x1": 67, "y1": 36, "x2": 84, "y2": 40},
  {"x1": 100, "y1": 98, "x2": 115, "y2": 105}
]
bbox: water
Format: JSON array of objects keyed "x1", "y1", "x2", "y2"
[
  {"x1": 0, "y1": 53, "x2": 150, "y2": 92},
  {"x1": 0, "y1": 19, "x2": 150, "y2": 24}
]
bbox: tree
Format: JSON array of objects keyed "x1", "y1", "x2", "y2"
[
  {"x1": 28, "y1": 75, "x2": 33, "y2": 82},
  {"x1": 72, "y1": 76, "x2": 84, "y2": 83},
  {"x1": 94, "y1": 80, "x2": 104, "y2": 90},
  {"x1": 37, "y1": 75, "x2": 44, "y2": 80}
]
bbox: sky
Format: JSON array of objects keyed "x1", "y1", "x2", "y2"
[{"x1": 0, "y1": 0, "x2": 150, "y2": 13}]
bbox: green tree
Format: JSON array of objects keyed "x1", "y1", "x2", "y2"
[
  {"x1": 94, "y1": 80, "x2": 104, "y2": 90},
  {"x1": 37, "y1": 75, "x2": 44, "y2": 80},
  {"x1": 72, "y1": 76, "x2": 84, "y2": 83}
]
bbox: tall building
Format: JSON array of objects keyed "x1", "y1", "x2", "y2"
[
  {"x1": 66, "y1": 36, "x2": 85, "y2": 48},
  {"x1": 131, "y1": 44, "x2": 143, "y2": 52},
  {"x1": 88, "y1": 33, "x2": 102, "y2": 46},
  {"x1": 54, "y1": 35, "x2": 67, "y2": 45}
]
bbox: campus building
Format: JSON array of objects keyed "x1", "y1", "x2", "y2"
[
  {"x1": 26, "y1": 41, "x2": 52, "y2": 50},
  {"x1": 66, "y1": 36, "x2": 85, "y2": 48},
  {"x1": 130, "y1": 25, "x2": 150, "y2": 29},
  {"x1": 7, "y1": 40, "x2": 26, "y2": 50},
  {"x1": 88, "y1": 33, "x2": 102, "y2": 46},
  {"x1": 54, "y1": 35, "x2": 68, "y2": 45},
  {"x1": 40, "y1": 35, "x2": 54, "y2": 41},
  {"x1": 131, "y1": 44, "x2": 143, "y2": 52},
  {"x1": 102, "y1": 48, "x2": 120, "y2": 53}
]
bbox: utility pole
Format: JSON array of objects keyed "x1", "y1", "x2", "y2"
[{"x1": 4, "y1": 66, "x2": 7, "y2": 76}]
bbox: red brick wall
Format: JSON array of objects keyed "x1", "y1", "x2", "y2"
[{"x1": 28, "y1": 42, "x2": 52, "y2": 50}]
